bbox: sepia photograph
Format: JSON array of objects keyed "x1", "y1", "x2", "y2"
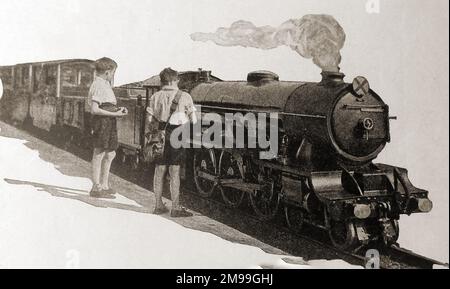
[{"x1": 0, "y1": 0, "x2": 448, "y2": 275}]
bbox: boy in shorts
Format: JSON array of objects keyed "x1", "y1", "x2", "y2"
[
  {"x1": 88, "y1": 57, "x2": 128, "y2": 198},
  {"x1": 147, "y1": 68, "x2": 196, "y2": 217}
]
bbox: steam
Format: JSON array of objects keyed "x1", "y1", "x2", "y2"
[{"x1": 191, "y1": 15, "x2": 346, "y2": 72}]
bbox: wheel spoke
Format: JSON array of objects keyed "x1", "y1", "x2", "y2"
[
  {"x1": 250, "y1": 188, "x2": 280, "y2": 221},
  {"x1": 193, "y1": 150, "x2": 217, "y2": 198},
  {"x1": 219, "y1": 150, "x2": 245, "y2": 208},
  {"x1": 284, "y1": 206, "x2": 304, "y2": 233}
]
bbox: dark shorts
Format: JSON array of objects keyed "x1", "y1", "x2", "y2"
[
  {"x1": 92, "y1": 115, "x2": 119, "y2": 152},
  {"x1": 155, "y1": 124, "x2": 185, "y2": 166}
]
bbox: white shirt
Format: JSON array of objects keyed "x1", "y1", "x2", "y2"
[
  {"x1": 87, "y1": 76, "x2": 117, "y2": 108},
  {"x1": 147, "y1": 87, "x2": 196, "y2": 125}
]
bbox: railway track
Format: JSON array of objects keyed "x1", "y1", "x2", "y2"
[
  {"x1": 181, "y1": 187, "x2": 448, "y2": 269},
  {"x1": 379, "y1": 246, "x2": 448, "y2": 269},
  {"x1": 3, "y1": 121, "x2": 447, "y2": 269}
]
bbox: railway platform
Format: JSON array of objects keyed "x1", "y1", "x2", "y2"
[{"x1": 0, "y1": 121, "x2": 360, "y2": 269}]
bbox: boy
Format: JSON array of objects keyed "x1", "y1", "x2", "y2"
[
  {"x1": 147, "y1": 68, "x2": 196, "y2": 217},
  {"x1": 88, "y1": 57, "x2": 128, "y2": 198}
]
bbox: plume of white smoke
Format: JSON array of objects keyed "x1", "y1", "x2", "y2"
[{"x1": 191, "y1": 15, "x2": 346, "y2": 72}]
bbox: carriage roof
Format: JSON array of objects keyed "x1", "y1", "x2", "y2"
[{"x1": 6, "y1": 59, "x2": 94, "y2": 67}]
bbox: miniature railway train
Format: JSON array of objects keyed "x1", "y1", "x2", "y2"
[{"x1": 0, "y1": 59, "x2": 433, "y2": 250}]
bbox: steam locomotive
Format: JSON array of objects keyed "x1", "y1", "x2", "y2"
[{"x1": 0, "y1": 60, "x2": 433, "y2": 250}]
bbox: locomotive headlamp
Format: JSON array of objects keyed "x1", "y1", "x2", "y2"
[
  {"x1": 418, "y1": 198, "x2": 433, "y2": 213},
  {"x1": 354, "y1": 204, "x2": 372, "y2": 219},
  {"x1": 353, "y1": 76, "x2": 370, "y2": 98}
]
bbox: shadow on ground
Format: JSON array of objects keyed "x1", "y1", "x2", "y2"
[
  {"x1": 0, "y1": 122, "x2": 347, "y2": 263},
  {"x1": 3, "y1": 178, "x2": 146, "y2": 213}
]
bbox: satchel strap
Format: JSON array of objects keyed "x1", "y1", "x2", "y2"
[{"x1": 163, "y1": 90, "x2": 183, "y2": 130}]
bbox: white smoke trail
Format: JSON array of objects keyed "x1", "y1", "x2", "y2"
[{"x1": 191, "y1": 15, "x2": 346, "y2": 72}]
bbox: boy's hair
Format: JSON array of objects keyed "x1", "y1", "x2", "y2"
[
  {"x1": 95, "y1": 57, "x2": 118, "y2": 74},
  {"x1": 159, "y1": 68, "x2": 179, "y2": 86}
]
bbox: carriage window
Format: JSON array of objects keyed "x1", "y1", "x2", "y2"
[
  {"x1": 44, "y1": 65, "x2": 57, "y2": 85},
  {"x1": 0, "y1": 69, "x2": 12, "y2": 87},
  {"x1": 79, "y1": 69, "x2": 93, "y2": 87},
  {"x1": 32, "y1": 66, "x2": 42, "y2": 92},
  {"x1": 127, "y1": 88, "x2": 146, "y2": 98},
  {"x1": 62, "y1": 67, "x2": 78, "y2": 87},
  {"x1": 62, "y1": 66, "x2": 93, "y2": 88},
  {"x1": 21, "y1": 67, "x2": 29, "y2": 86},
  {"x1": 14, "y1": 67, "x2": 22, "y2": 87}
]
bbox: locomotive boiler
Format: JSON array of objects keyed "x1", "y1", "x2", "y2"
[{"x1": 188, "y1": 69, "x2": 433, "y2": 250}]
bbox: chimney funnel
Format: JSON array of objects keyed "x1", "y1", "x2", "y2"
[{"x1": 320, "y1": 70, "x2": 345, "y2": 87}]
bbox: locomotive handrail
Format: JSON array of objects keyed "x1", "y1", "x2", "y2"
[
  {"x1": 342, "y1": 104, "x2": 385, "y2": 113},
  {"x1": 343, "y1": 104, "x2": 384, "y2": 108},
  {"x1": 281, "y1": 112, "x2": 327, "y2": 119},
  {"x1": 199, "y1": 105, "x2": 327, "y2": 119}
]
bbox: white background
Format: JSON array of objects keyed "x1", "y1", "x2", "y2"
[{"x1": 0, "y1": 0, "x2": 448, "y2": 263}]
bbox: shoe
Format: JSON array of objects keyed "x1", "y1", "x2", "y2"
[
  {"x1": 90, "y1": 185, "x2": 116, "y2": 199},
  {"x1": 170, "y1": 208, "x2": 193, "y2": 218},
  {"x1": 101, "y1": 188, "x2": 116, "y2": 195},
  {"x1": 90, "y1": 191, "x2": 116, "y2": 199},
  {"x1": 153, "y1": 206, "x2": 169, "y2": 215}
]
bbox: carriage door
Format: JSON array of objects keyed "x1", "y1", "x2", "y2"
[
  {"x1": 30, "y1": 64, "x2": 59, "y2": 131},
  {"x1": 61, "y1": 63, "x2": 93, "y2": 131},
  {"x1": 116, "y1": 87, "x2": 146, "y2": 152}
]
